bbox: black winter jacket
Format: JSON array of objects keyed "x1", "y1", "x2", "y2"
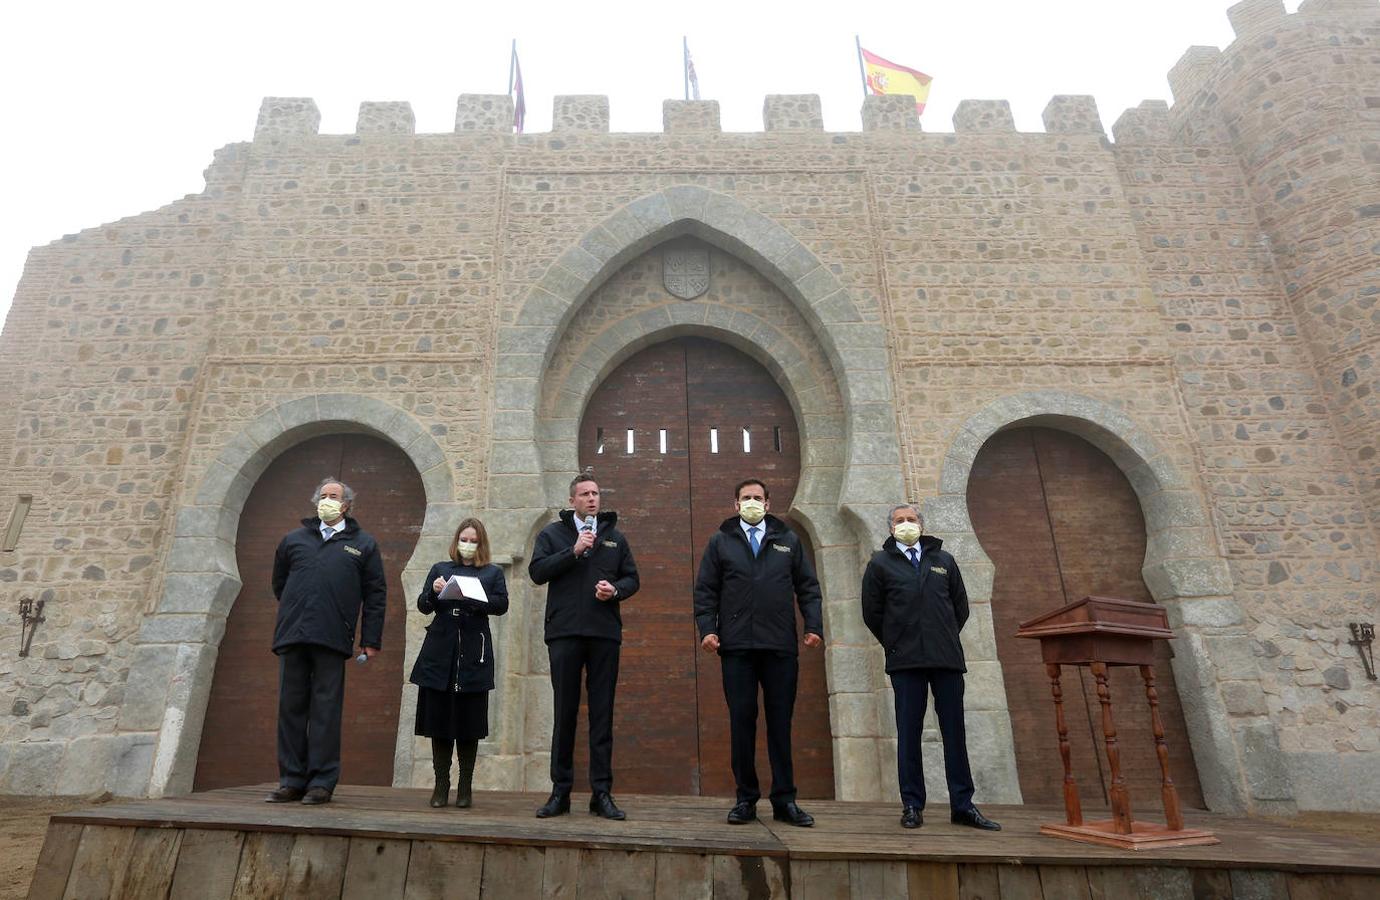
[
  {"x1": 860, "y1": 535, "x2": 969, "y2": 673},
  {"x1": 529, "y1": 510, "x2": 640, "y2": 643},
  {"x1": 693, "y1": 514, "x2": 823, "y2": 655},
  {"x1": 408, "y1": 561, "x2": 509, "y2": 693},
  {"x1": 272, "y1": 516, "x2": 387, "y2": 656}
]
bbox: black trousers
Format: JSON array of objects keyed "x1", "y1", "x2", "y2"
[
  {"x1": 891, "y1": 667, "x2": 976, "y2": 812},
  {"x1": 721, "y1": 649, "x2": 798, "y2": 806},
  {"x1": 276, "y1": 642, "x2": 348, "y2": 791},
  {"x1": 547, "y1": 636, "x2": 620, "y2": 795}
]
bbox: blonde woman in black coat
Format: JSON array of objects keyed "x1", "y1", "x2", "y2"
[{"x1": 410, "y1": 517, "x2": 509, "y2": 808}]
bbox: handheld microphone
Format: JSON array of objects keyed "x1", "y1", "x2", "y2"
[
  {"x1": 582, "y1": 515, "x2": 596, "y2": 557},
  {"x1": 355, "y1": 652, "x2": 368, "y2": 665}
]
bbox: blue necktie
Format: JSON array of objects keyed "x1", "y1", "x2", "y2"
[
  {"x1": 908, "y1": 547, "x2": 921, "y2": 572},
  {"x1": 749, "y1": 527, "x2": 761, "y2": 557}
]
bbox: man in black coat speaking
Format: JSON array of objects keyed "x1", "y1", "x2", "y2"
[
  {"x1": 861, "y1": 503, "x2": 1000, "y2": 831},
  {"x1": 694, "y1": 478, "x2": 822, "y2": 828},
  {"x1": 529, "y1": 473, "x2": 640, "y2": 820},
  {"x1": 265, "y1": 478, "x2": 387, "y2": 806}
]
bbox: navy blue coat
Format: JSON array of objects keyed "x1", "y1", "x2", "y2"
[
  {"x1": 271, "y1": 516, "x2": 387, "y2": 657},
  {"x1": 693, "y1": 514, "x2": 823, "y2": 655},
  {"x1": 860, "y1": 535, "x2": 969, "y2": 673},
  {"x1": 408, "y1": 561, "x2": 509, "y2": 693},
  {"x1": 529, "y1": 510, "x2": 640, "y2": 643}
]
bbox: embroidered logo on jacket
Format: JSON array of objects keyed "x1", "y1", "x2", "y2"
[
  {"x1": 602, "y1": 539, "x2": 618, "y2": 548},
  {"x1": 772, "y1": 544, "x2": 791, "y2": 553},
  {"x1": 343, "y1": 546, "x2": 362, "y2": 557},
  {"x1": 930, "y1": 565, "x2": 947, "y2": 575}
]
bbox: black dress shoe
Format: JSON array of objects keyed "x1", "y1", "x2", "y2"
[
  {"x1": 951, "y1": 806, "x2": 1001, "y2": 831},
  {"x1": 535, "y1": 792, "x2": 571, "y2": 818},
  {"x1": 300, "y1": 787, "x2": 332, "y2": 805},
  {"x1": 265, "y1": 786, "x2": 304, "y2": 803},
  {"x1": 901, "y1": 806, "x2": 923, "y2": 829},
  {"x1": 772, "y1": 801, "x2": 815, "y2": 827},
  {"x1": 726, "y1": 801, "x2": 757, "y2": 825},
  {"x1": 589, "y1": 792, "x2": 626, "y2": 820}
]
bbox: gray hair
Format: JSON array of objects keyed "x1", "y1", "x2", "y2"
[
  {"x1": 310, "y1": 478, "x2": 356, "y2": 507},
  {"x1": 886, "y1": 504, "x2": 923, "y2": 530}
]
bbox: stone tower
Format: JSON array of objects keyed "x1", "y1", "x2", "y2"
[{"x1": 1171, "y1": 0, "x2": 1380, "y2": 527}]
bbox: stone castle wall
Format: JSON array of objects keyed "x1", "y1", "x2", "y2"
[{"x1": 0, "y1": 0, "x2": 1376, "y2": 810}]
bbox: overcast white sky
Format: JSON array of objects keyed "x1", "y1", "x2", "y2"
[{"x1": 0, "y1": 0, "x2": 1276, "y2": 328}]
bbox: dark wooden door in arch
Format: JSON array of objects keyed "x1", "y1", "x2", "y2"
[
  {"x1": 194, "y1": 433, "x2": 426, "y2": 791},
  {"x1": 966, "y1": 427, "x2": 1205, "y2": 811},
  {"x1": 573, "y1": 337, "x2": 835, "y2": 797}
]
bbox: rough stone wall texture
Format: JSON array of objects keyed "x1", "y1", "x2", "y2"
[
  {"x1": 0, "y1": 2, "x2": 1376, "y2": 808},
  {"x1": 1151, "y1": 0, "x2": 1380, "y2": 808}
]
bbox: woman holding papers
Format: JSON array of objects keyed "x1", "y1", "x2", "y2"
[{"x1": 409, "y1": 517, "x2": 509, "y2": 808}]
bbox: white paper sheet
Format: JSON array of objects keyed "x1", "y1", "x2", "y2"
[{"x1": 438, "y1": 574, "x2": 488, "y2": 604}]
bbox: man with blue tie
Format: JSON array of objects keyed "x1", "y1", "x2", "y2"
[
  {"x1": 861, "y1": 503, "x2": 1000, "y2": 831},
  {"x1": 694, "y1": 479, "x2": 822, "y2": 827}
]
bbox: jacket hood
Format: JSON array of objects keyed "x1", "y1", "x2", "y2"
[
  {"x1": 301, "y1": 515, "x2": 361, "y2": 535},
  {"x1": 718, "y1": 512, "x2": 787, "y2": 537},
  {"x1": 559, "y1": 508, "x2": 619, "y2": 530},
  {"x1": 882, "y1": 533, "x2": 943, "y2": 556}
]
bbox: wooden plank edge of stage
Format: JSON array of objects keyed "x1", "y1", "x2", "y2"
[{"x1": 31, "y1": 787, "x2": 1380, "y2": 900}]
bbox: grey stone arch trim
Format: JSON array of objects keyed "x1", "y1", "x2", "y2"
[
  {"x1": 117, "y1": 394, "x2": 458, "y2": 797},
  {"x1": 489, "y1": 185, "x2": 911, "y2": 800},
  {"x1": 937, "y1": 389, "x2": 1295, "y2": 814}
]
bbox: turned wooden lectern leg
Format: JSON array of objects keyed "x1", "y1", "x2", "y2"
[
  {"x1": 1090, "y1": 661, "x2": 1133, "y2": 835},
  {"x1": 1140, "y1": 663, "x2": 1185, "y2": 832},
  {"x1": 1045, "y1": 663, "x2": 1082, "y2": 826}
]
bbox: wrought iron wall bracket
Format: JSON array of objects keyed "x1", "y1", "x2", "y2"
[
  {"x1": 18, "y1": 596, "x2": 44, "y2": 658},
  {"x1": 1349, "y1": 623, "x2": 1377, "y2": 682}
]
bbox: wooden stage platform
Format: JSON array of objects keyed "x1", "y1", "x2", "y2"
[{"x1": 28, "y1": 786, "x2": 1380, "y2": 899}]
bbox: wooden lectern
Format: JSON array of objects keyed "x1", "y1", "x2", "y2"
[{"x1": 1016, "y1": 596, "x2": 1218, "y2": 850}]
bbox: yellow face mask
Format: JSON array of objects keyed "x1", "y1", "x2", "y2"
[
  {"x1": 893, "y1": 522, "x2": 921, "y2": 546},
  {"x1": 738, "y1": 499, "x2": 766, "y2": 526},
  {"x1": 317, "y1": 498, "x2": 344, "y2": 524}
]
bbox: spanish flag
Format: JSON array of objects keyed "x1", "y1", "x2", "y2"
[{"x1": 859, "y1": 46, "x2": 932, "y2": 116}]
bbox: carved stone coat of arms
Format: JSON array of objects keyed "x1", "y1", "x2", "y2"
[{"x1": 663, "y1": 249, "x2": 710, "y2": 300}]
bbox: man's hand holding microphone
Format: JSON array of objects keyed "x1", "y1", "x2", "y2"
[{"x1": 572, "y1": 527, "x2": 596, "y2": 559}]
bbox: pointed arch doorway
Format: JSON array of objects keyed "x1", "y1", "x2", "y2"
[
  {"x1": 193, "y1": 433, "x2": 426, "y2": 791},
  {"x1": 967, "y1": 426, "x2": 1205, "y2": 811},
  {"x1": 572, "y1": 336, "x2": 835, "y2": 798}
]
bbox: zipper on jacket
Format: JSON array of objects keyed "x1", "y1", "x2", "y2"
[{"x1": 479, "y1": 632, "x2": 486, "y2": 664}]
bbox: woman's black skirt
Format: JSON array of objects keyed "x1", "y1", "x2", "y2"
[{"x1": 414, "y1": 687, "x2": 489, "y2": 742}]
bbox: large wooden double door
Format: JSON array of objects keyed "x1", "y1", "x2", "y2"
[
  {"x1": 194, "y1": 433, "x2": 426, "y2": 791},
  {"x1": 574, "y1": 337, "x2": 835, "y2": 797},
  {"x1": 967, "y1": 427, "x2": 1205, "y2": 810}
]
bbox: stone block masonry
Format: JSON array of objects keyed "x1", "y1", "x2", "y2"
[{"x1": 0, "y1": 1, "x2": 1376, "y2": 810}]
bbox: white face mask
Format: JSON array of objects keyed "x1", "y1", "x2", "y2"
[
  {"x1": 893, "y1": 521, "x2": 922, "y2": 546},
  {"x1": 317, "y1": 498, "x2": 344, "y2": 524},
  {"x1": 457, "y1": 541, "x2": 479, "y2": 561},
  {"x1": 738, "y1": 499, "x2": 766, "y2": 526}
]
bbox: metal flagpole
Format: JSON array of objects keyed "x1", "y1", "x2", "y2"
[
  {"x1": 855, "y1": 35, "x2": 870, "y2": 99},
  {"x1": 509, "y1": 39, "x2": 516, "y2": 94},
  {"x1": 683, "y1": 37, "x2": 689, "y2": 101}
]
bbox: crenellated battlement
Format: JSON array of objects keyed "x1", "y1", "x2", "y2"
[{"x1": 246, "y1": 0, "x2": 1378, "y2": 147}]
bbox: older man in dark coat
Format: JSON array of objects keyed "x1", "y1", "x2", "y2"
[
  {"x1": 861, "y1": 503, "x2": 1000, "y2": 831},
  {"x1": 265, "y1": 478, "x2": 387, "y2": 805}
]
